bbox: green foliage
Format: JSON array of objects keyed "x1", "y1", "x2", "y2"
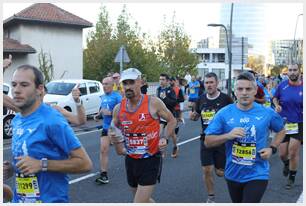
[
  {"x1": 246, "y1": 55, "x2": 265, "y2": 74},
  {"x1": 38, "y1": 48, "x2": 54, "y2": 84},
  {"x1": 83, "y1": 5, "x2": 197, "y2": 82},
  {"x1": 157, "y1": 12, "x2": 198, "y2": 78}
]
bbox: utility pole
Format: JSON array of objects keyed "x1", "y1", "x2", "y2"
[
  {"x1": 228, "y1": 3, "x2": 233, "y2": 96},
  {"x1": 241, "y1": 36, "x2": 244, "y2": 71}
]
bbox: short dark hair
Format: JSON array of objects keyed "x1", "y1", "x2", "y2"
[
  {"x1": 160, "y1": 73, "x2": 170, "y2": 80},
  {"x1": 205, "y1": 72, "x2": 218, "y2": 81},
  {"x1": 16, "y1": 64, "x2": 44, "y2": 88},
  {"x1": 237, "y1": 71, "x2": 256, "y2": 82}
]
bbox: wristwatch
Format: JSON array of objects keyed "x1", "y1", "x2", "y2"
[
  {"x1": 269, "y1": 145, "x2": 277, "y2": 155},
  {"x1": 41, "y1": 158, "x2": 48, "y2": 171}
]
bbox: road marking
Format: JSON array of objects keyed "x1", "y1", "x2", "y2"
[
  {"x1": 76, "y1": 129, "x2": 100, "y2": 136},
  {"x1": 297, "y1": 191, "x2": 303, "y2": 203},
  {"x1": 68, "y1": 135, "x2": 201, "y2": 184},
  {"x1": 177, "y1": 135, "x2": 200, "y2": 146},
  {"x1": 69, "y1": 172, "x2": 100, "y2": 184}
]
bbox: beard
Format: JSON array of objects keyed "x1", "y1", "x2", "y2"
[
  {"x1": 289, "y1": 74, "x2": 299, "y2": 82},
  {"x1": 125, "y1": 90, "x2": 135, "y2": 99}
]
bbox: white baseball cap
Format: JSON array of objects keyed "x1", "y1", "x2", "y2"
[{"x1": 120, "y1": 68, "x2": 142, "y2": 82}]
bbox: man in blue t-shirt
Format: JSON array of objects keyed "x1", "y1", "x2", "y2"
[
  {"x1": 204, "y1": 71, "x2": 286, "y2": 203},
  {"x1": 94, "y1": 77, "x2": 122, "y2": 184},
  {"x1": 273, "y1": 64, "x2": 303, "y2": 190},
  {"x1": 187, "y1": 75, "x2": 200, "y2": 110},
  {"x1": 10, "y1": 65, "x2": 92, "y2": 203}
]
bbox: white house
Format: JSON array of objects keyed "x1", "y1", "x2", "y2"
[{"x1": 3, "y1": 3, "x2": 92, "y2": 84}]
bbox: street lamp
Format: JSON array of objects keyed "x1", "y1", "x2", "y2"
[
  {"x1": 292, "y1": 13, "x2": 303, "y2": 64},
  {"x1": 208, "y1": 23, "x2": 232, "y2": 96}
]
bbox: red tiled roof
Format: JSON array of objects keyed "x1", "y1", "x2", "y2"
[
  {"x1": 3, "y1": 3, "x2": 92, "y2": 28},
  {"x1": 3, "y1": 38, "x2": 36, "y2": 53}
]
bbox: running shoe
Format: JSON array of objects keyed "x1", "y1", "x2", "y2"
[
  {"x1": 95, "y1": 172, "x2": 109, "y2": 184},
  {"x1": 283, "y1": 164, "x2": 289, "y2": 177},
  {"x1": 285, "y1": 179, "x2": 294, "y2": 190},
  {"x1": 206, "y1": 196, "x2": 215, "y2": 203},
  {"x1": 171, "y1": 146, "x2": 179, "y2": 158}
]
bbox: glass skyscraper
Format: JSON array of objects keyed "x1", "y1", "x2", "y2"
[{"x1": 219, "y1": 3, "x2": 268, "y2": 56}]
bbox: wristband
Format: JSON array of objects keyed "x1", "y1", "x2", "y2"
[{"x1": 269, "y1": 145, "x2": 277, "y2": 155}]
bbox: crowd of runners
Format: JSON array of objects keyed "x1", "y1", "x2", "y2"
[{"x1": 2, "y1": 54, "x2": 303, "y2": 203}]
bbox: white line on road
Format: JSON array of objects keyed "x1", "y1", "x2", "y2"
[
  {"x1": 69, "y1": 172, "x2": 100, "y2": 184},
  {"x1": 68, "y1": 135, "x2": 200, "y2": 185},
  {"x1": 177, "y1": 135, "x2": 200, "y2": 146}
]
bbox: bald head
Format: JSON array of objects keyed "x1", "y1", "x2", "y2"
[{"x1": 102, "y1": 77, "x2": 114, "y2": 94}]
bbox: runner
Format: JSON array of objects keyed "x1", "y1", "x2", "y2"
[
  {"x1": 94, "y1": 77, "x2": 122, "y2": 184},
  {"x1": 190, "y1": 72, "x2": 233, "y2": 203},
  {"x1": 204, "y1": 71, "x2": 286, "y2": 203},
  {"x1": 170, "y1": 76, "x2": 185, "y2": 149},
  {"x1": 11, "y1": 64, "x2": 92, "y2": 202},
  {"x1": 156, "y1": 74, "x2": 179, "y2": 158},
  {"x1": 272, "y1": 64, "x2": 303, "y2": 189},
  {"x1": 109, "y1": 68, "x2": 176, "y2": 203},
  {"x1": 187, "y1": 75, "x2": 200, "y2": 110}
]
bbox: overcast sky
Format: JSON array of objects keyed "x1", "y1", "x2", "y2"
[{"x1": 2, "y1": 2, "x2": 304, "y2": 48}]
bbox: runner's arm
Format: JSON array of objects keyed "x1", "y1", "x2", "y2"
[
  {"x1": 205, "y1": 127, "x2": 245, "y2": 148},
  {"x1": 109, "y1": 104, "x2": 127, "y2": 155},
  {"x1": 15, "y1": 147, "x2": 92, "y2": 175}
]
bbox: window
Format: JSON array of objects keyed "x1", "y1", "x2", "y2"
[
  {"x1": 78, "y1": 83, "x2": 87, "y2": 96},
  {"x1": 88, "y1": 82, "x2": 100, "y2": 94},
  {"x1": 212, "y1": 68, "x2": 225, "y2": 80}
]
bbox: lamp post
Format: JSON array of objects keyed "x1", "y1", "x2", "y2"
[
  {"x1": 208, "y1": 23, "x2": 232, "y2": 95},
  {"x1": 292, "y1": 13, "x2": 303, "y2": 64},
  {"x1": 208, "y1": 3, "x2": 233, "y2": 96}
]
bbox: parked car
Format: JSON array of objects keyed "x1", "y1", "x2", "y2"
[
  {"x1": 44, "y1": 79, "x2": 104, "y2": 116},
  {"x1": 3, "y1": 83, "x2": 15, "y2": 139}
]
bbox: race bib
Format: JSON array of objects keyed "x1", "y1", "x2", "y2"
[
  {"x1": 201, "y1": 111, "x2": 215, "y2": 125},
  {"x1": 190, "y1": 88, "x2": 195, "y2": 94},
  {"x1": 264, "y1": 101, "x2": 271, "y2": 107},
  {"x1": 126, "y1": 133, "x2": 148, "y2": 154},
  {"x1": 16, "y1": 173, "x2": 41, "y2": 203},
  {"x1": 232, "y1": 141, "x2": 256, "y2": 166},
  {"x1": 285, "y1": 123, "x2": 299, "y2": 135}
]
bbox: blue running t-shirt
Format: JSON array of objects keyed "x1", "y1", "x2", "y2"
[
  {"x1": 188, "y1": 80, "x2": 200, "y2": 99},
  {"x1": 11, "y1": 103, "x2": 81, "y2": 203},
  {"x1": 274, "y1": 80, "x2": 303, "y2": 123},
  {"x1": 100, "y1": 91, "x2": 122, "y2": 130},
  {"x1": 205, "y1": 103, "x2": 284, "y2": 183}
]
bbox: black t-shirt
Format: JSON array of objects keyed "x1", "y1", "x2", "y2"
[{"x1": 195, "y1": 92, "x2": 233, "y2": 133}]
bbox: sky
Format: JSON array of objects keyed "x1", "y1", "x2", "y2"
[{"x1": 2, "y1": 2, "x2": 304, "y2": 49}]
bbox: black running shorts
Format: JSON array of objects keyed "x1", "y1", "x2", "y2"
[
  {"x1": 282, "y1": 122, "x2": 303, "y2": 143},
  {"x1": 101, "y1": 128, "x2": 108, "y2": 136},
  {"x1": 200, "y1": 134, "x2": 226, "y2": 169},
  {"x1": 125, "y1": 153, "x2": 162, "y2": 188}
]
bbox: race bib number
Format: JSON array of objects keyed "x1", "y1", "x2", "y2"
[
  {"x1": 190, "y1": 88, "x2": 195, "y2": 94},
  {"x1": 285, "y1": 123, "x2": 299, "y2": 135},
  {"x1": 264, "y1": 101, "x2": 271, "y2": 107},
  {"x1": 232, "y1": 141, "x2": 256, "y2": 166},
  {"x1": 16, "y1": 174, "x2": 41, "y2": 203},
  {"x1": 126, "y1": 133, "x2": 148, "y2": 154},
  {"x1": 201, "y1": 111, "x2": 215, "y2": 125}
]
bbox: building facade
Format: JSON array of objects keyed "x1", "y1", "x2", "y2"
[{"x1": 3, "y1": 3, "x2": 92, "y2": 84}]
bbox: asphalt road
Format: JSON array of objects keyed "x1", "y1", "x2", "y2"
[{"x1": 3, "y1": 113, "x2": 303, "y2": 203}]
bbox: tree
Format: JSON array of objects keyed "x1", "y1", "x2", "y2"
[
  {"x1": 114, "y1": 6, "x2": 163, "y2": 81},
  {"x1": 38, "y1": 48, "x2": 54, "y2": 84},
  {"x1": 83, "y1": 6, "x2": 117, "y2": 81},
  {"x1": 245, "y1": 55, "x2": 265, "y2": 74},
  {"x1": 157, "y1": 12, "x2": 198, "y2": 77}
]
